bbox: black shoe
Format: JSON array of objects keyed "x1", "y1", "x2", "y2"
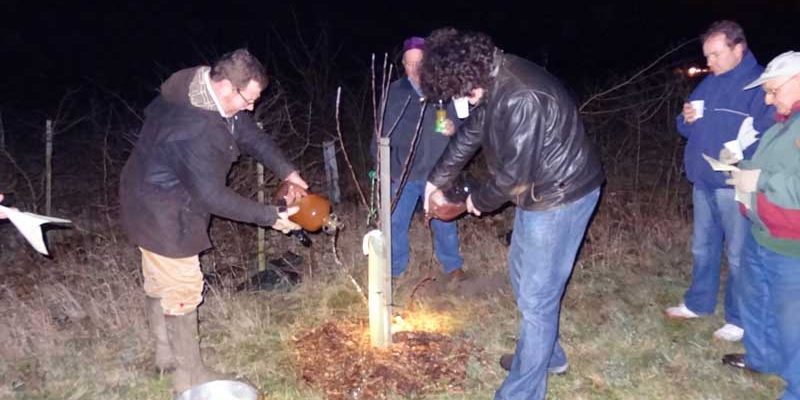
[
  {"x1": 499, "y1": 353, "x2": 513, "y2": 371},
  {"x1": 499, "y1": 353, "x2": 569, "y2": 375},
  {"x1": 722, "y1": 353, "x2": 748, "y2": 370}
]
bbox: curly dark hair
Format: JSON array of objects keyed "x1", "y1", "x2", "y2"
[{"x1": 420, "y1": 28, "x2": 495, "y2": 101}]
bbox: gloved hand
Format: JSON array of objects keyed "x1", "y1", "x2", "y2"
[
  {"x1": 725, "y1": 169, "x2": 761, "y2": 193},
  {"x1": 271, "y1": 205, "x2": 301, "y2": 233}
]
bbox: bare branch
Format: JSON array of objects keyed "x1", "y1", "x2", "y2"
[
  {"x1": 580, "y1": 38, "x2": 694, "y2": 112},
  {"x1": 335, "y1": 87, "x2": 368, "y2": 208}
]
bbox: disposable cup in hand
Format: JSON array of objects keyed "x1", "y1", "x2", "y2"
[
  {"x1": 453, "y1": 96, "x2": 470, "y2": 119},
  {"x1": 690, "y1": 100, "x2": 704, "y2": 119}
]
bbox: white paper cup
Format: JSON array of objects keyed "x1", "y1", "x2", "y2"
[
  {"x1": 690, "y1": 100, "x2": 705, "y2": 119},
  {"x1": 453, "y1": 96, "x2": 470, "y2": 119}
]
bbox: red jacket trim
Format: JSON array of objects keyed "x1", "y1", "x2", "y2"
[
  {"x1": 756, "y1": 193, "x2": 800, "y2": 240},
  {"x1": 775, "y1": 101, "x2": 800, "y2": 122}
]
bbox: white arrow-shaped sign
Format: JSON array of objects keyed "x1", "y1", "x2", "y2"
[{"x1": 0, "y1": 205, "x2": 71, "y2": 255}]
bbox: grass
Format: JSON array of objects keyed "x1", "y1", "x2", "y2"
[{"x1": 0, "y1": 190, "x2": 785, "y2": 400}]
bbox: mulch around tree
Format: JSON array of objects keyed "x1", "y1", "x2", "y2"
[{"x1": 293, "y1": 320, "x2": 482, "y2": 399}]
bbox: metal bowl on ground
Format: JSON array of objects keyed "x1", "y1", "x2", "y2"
[{"x1": 175, "y1": 380, "x2": 258, "y2": 400}]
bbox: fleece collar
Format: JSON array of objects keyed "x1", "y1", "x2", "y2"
[{"x1": 187, "y1": 66, "x2": 227, "y2": 117}]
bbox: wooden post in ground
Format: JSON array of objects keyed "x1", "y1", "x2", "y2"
[
  {"x1": 257, "y1": 161, "x2": 266, "y2": 272},
  {"x1": 45, "y1": 119, "x2": 53, "y2": 215},
  {"x1": 255, "y1": 122, "x2": 267, "y2": 273},
  {"x1": 0, "y1": 110, "x2": 5, "y2": 152},
  {"x1": 366, "y1": 229, "x2": 389, "y2": 347},
  {"x1": 322, "y1": 140, "x2": 341, "y2": 204},
  {"x1": 371, "y1": 136, "x2": 393, "y2": 347}
]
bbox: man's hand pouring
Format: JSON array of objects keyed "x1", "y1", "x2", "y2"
[
  {"x1": 465, "y1": 195, "x2": 481, "y2": 216},
  {"x1": 423, "y1": 181, "x2": 444, "y2": 214},
  {"x1": 271, "y1": 205, "x2": 301, "y2": 233},
  {"x1": 282, "y1": 171, "x2": 309, "y2": 205}
]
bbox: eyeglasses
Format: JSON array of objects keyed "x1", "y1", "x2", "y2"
[
  {"x1": 765, "y1": 76, "x2": 796, "y2": 97},
  {"x1": 236, "y1": 88, "x2": 257, "y2": 106}
]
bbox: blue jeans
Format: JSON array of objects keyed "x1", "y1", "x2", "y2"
[
  {"x1": 495, "y1": 188, "x2": 600, "y2": 400},
  {"x1": 391, "y1": 180, "x2": 463, "y2": 276},
  {"x1": 684, "y1": 186, "x2": 748, "y2": 326},
  {"x1": 739, "y1": 233, "x2": 800, "y2": 400}
]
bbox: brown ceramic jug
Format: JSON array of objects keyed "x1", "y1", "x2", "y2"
[
  {"x1": 425, "y1": 174, "x2": 477, "y2": 223},
  {"x1": 273, "y1": 181, "x2": 335, "y2": 233}
]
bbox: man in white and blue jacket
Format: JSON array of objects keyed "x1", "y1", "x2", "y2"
[{"x1": 666, "y1": 21, "x2": 774, "y2": 342}]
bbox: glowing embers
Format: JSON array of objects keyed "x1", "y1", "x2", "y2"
[{"x1": 391, "y1": 309, "x2": 459, "y2": 334}]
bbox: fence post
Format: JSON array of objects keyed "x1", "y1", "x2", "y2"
[
  {"x1": 256, "y1": 121, "x2": 267, "y2": 273},
  {"x1": 0, "y1": 110, "x2": 5, "y2": 153},
  {"x1": 323, "y1": 140, "x2": 341, "y2": 204},
  {"x1": 257, "y1": 161, "x2": 266, "y2": 272},
  {"x1": 377, "y1": 136, "x2": 393, "y2": 346},
  {"x1": 45, "y1": 119, "x2": 53, "y2": 215}
]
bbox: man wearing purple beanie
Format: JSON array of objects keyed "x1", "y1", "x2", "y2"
[{"x1": 375, "y1": 36, "x2": 466, "y2": 281}]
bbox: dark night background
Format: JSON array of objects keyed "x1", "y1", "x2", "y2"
[{"x1": 2, "y1": 0, "x2": 797, "y2": 112}]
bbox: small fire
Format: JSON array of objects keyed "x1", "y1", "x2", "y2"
[{"x1": 687, "y1": 66, "x2": 709, "y2": 77}]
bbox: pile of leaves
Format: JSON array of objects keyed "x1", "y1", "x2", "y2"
[{"x1": 293, "y1": 320, "x2": 480, "y2": 399}]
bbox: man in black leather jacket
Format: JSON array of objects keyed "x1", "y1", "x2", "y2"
[
  {"x1": 421, "y1": 28, "x2": 604, "y2": 400},
  {"x1": 119, "y1": 49, "x2": 307, "y2": 395}
]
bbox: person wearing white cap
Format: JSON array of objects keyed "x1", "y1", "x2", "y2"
[
  {"x1": 665, "y1": 20, "x2": 775, "y2": 343},
  {"x1": 721, "y1": 50, "x2": 800, "y2": 400}
]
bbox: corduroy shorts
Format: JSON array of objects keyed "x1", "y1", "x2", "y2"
[{"x1": 140, "y1": 247, "x2": 203, "y2": 315}]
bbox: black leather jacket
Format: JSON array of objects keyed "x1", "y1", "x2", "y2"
[{"x1": 429, "y1": 51, "x2": 604, "y2": 212}]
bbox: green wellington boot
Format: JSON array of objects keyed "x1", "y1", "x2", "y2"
[{"x1": 165, "y1": 310, "x2": 226, "y2": 394}]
